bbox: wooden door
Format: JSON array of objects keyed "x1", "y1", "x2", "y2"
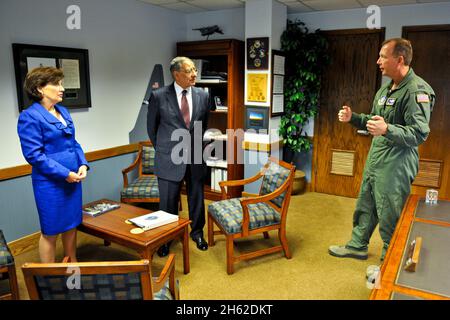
[
  {"x1": 403, "y1": 25, "x2": 450, "y2": 198},
  {"x1": 312, "y1": 29, "x2": 384, "y2": 197}
]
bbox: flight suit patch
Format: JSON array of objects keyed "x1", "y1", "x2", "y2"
[
  {"x1": 378, "y1": 96, "x2": 386, "y2": 105},
  {"x1": 416, "y1": 93, "x2": 430, "y2": 103},
  {"x1": 386, "y1": 98, "x2": 396, "y2": 106}
]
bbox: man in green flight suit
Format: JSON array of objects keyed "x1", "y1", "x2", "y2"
[{"x1": 328, "y1": 38, "x2": 435, "y2": 262}]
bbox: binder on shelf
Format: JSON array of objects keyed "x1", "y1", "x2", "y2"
[
  {"x1": 206, "y1": 157, "x2": 227, "y2": 169},
  {"x1": 211, "y1": 168, "x2": 216, "y2": 190},
  {"x1": 214, "y1": 168, "x2": 222, "y2": 191}
]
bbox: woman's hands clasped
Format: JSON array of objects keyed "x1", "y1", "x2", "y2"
[{"x1": 66, "y1": 165, "x2": 88, "y2": 183}]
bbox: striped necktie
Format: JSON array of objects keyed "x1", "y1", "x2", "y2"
[{"x1": 181, "y1": 89, "x2": 190, "y2": 128}]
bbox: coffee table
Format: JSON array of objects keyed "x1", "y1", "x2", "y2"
[{"x1": 78, "y1": 199, "x2": 190, "y2": 274}]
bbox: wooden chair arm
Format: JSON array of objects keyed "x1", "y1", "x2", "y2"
[
  {"x1": 153, "y1": 253, "x2": 176, "y2": 295},
  {"x1": 219, "y1": 170, "x2": 264, "y2": 199},
  {"x1": 121, "y1": 151, "x2": 142, "y2": 188},
  {"x1": 239, "y1": 171, "x2": 293, "y2": 236}
]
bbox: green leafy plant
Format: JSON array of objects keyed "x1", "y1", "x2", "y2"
[{"x1": 279, "y1": 20, "x2": 329, "y2": 153}]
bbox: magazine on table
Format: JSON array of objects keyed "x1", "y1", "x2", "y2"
[
  {"x1": 128, "y1": 210, "x2": 179, "y2": 230},
  {"x1": 83, "y1": 201, "x2": 121, "y2": 217}
]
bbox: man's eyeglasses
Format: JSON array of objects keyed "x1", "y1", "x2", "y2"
[{"x1": 181, "y1": 67, "x2": 197, "y2": 74}]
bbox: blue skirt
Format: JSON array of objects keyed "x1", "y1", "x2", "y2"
[{"x1": 32, "y1": 179, "x2": 83, "y2": 236}]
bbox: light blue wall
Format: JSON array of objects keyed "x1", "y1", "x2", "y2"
[{"x1": 0, "y1": 153, "x2": 137, "y2": 242}]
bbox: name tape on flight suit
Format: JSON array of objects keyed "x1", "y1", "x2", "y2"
[{"x1": 386, "y1": 98, "x2": 396, "y2": 106}]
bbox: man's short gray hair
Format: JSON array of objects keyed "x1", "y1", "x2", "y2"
[{"x1": 170, "y1": 56, "x2": 192, "y2": 74}]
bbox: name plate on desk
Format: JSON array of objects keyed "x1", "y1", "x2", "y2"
[{"x1": 404, "y1": 236, "x2": 422, "y2": 272}]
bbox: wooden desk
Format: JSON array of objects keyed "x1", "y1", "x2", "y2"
[
  {"x1": 78, "y1": 200, "x2": 191, "y2": 274},
  {"x1": 370, "y1": 194, "x2": 450, "y2": 300}
]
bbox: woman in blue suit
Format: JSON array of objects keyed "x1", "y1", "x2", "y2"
[{"x1": 17, "y1": 67, "x2": 88, "y2": 263}]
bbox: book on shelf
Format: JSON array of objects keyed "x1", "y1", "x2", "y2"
[
  {"x1": 128, "y1": 210, "x2": 179, "y2": 230},
  {"x1": 210, "y1": 168, "x2": 227, "y2": 191},
  {"x1": 204, "y1": 131, "x2": 227, "y2": 141},
  {"x1": 206, "y1": 157, "x2": 227, "y2": 169},
  {"x1": 83, "y1": 200, "x2": 120, "y2": 217}
]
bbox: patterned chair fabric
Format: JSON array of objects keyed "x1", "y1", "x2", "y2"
[
  {"x1": 259, "y1": 162, "x2": 291, "y2": 208},
  {"x1": 121, "y1": 176, "x2": 159, "y2": 199},
  {"x1": 0, "y1": 230, "x2": 14, "y2": 266},
  {"x1": 141, "y1": 145, "x2": 155, "y2": 174},
  {"x1": 208, "y1": 198, "x2": 281, "y2": 234},
  {"x1": 34, "y1": 274, "x2": 174, "y2": 300}
]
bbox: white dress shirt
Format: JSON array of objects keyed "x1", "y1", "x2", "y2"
[{"x1": 174, "y1": 82, "x2": 193, "y2": 120}]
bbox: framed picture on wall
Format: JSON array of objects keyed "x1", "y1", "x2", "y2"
[
  {"x1": 244, "y1": 105, "x2": 269, "y2": 131},
  {"x1": 247, "y1": 37, "x2": 269, "y2": 70},
  {"x1": 271, "y1": 50, "x2": 286, "y2": 117},
  {"x1": 12, "y1": 43, "x2": 92, "y2": 111}
]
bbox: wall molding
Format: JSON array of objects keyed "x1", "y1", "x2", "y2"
[{"x1": 0, "y1": 143, "x2": 139, "y2": 182}]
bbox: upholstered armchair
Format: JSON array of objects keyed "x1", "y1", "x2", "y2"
[
  {"x1": 22, "y1": 255, "x2": 179, "y2": 300},
  {"x1": 0, "y1": 230, "x2": 19, "y2": 300},
  {"x1": 207, "y1": 157, "x2": 295, "y2": 274},
  {"x1": 121, "y1": 141, "x2": 159, "y2": 205},
  {"x1": 121, "y1": 141, "x2": 182, "y2": 211}
]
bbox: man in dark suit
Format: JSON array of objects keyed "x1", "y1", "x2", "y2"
[{"x1": 147, "y1": 56, "x2": 210, "y2": 256}]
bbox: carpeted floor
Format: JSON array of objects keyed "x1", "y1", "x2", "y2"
[{"x1": 12, "y1": 192, "x2": 383, "y2": 300}]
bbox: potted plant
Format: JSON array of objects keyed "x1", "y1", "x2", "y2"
[{"x1": 279, "y1": 20, "x2": 329, "y2": 194}]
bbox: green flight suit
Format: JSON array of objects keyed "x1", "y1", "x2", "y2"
[{"x1": 345, "y1": 68, "x2": 435, "y2": 260}]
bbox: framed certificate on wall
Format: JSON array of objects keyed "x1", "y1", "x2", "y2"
[
  {"x1": 271, "y1": 50, "x2": 285, "y2": 117},
  {"x1": 13, "y1": 43, "x2": 91, "y2": 111}
]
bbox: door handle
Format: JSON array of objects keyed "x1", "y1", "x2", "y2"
[{"x1": 356, "y1": 130, "x2": 370, "y2": 136}]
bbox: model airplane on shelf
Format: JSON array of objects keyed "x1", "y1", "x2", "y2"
[{"x1": 192, "y1": 25, "x2": 223, "y2": 39}]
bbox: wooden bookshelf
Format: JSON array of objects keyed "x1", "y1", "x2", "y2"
[{"x1": 177, "y1": 39, "x2": 244, "y2": 200}]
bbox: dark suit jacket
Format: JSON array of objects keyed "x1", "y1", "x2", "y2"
[{"x1": 147, "y1": 83, "x2": 210, "y2": 182}]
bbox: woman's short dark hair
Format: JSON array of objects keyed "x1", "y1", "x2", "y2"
[{"x1": 24, "y1": 67, "x2": 64, "y2": 102}]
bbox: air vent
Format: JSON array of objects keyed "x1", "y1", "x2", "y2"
[
  {"x1": 413, "y1": 159, "x2": 442, "y2": 188},
  {"x1": 330, "y1": 150, "x2": 355, "y2": 176}
]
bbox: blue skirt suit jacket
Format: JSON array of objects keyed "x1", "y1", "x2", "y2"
[{"x1": 17, "y1": 102, "x2": 89, "y2": 235}]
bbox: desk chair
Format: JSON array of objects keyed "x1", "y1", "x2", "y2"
[
  {"x1": 22, "y1": 255, "x2": 179, "y2": 300},
  {"x1": 207, "y1": 157, "x2": 295, "y2": 274},
  {"x1": 0, "y1": 230, "x2": 19, "y2": 300}
]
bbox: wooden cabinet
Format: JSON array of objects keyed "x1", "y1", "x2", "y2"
[{"x1": 177, "y1": 39, "x2": 244, "y2": 200}]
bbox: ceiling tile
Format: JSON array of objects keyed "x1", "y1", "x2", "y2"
[
  {"x1": 187, "y1": 0, "x2": 244, "y2": 10},
  {"x1": 160, "y1": 2, "x2": 206, "y2": 13},
  {"x1": 417, "y1": 0, "x2": 450, "y2": 3},
  {"x1": 359, "y1": 0, "x2": 417, "y2": 6},
  {"x1": 277, "y1": 0, "x2": 299, "y2": 3},
  {"x1": 286, "y1": 2, "x2": 315, "y2": 13},
  {"x1": 300, "y1": 0, "x2": 362, "y2": 11},
  {"x1": 140, "y1": 0, "x2": 179, "y2": 4}
]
